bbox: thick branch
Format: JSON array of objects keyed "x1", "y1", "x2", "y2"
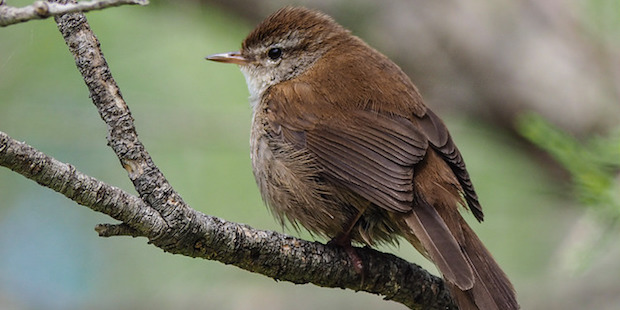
[
  {"x1": 0, "y1": 131, "x2": 455, "y2": 309},
  {"x1": 0, "y1": 0, "x2": 148, "y2": 27}
]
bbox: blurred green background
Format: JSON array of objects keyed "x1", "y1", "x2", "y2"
[{"x1": 1, "y1": 1, "x2": 619, "y2": 309}]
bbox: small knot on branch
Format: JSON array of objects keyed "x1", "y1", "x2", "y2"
[
  {"x1": 95, "y1": 223, "x2": 142, "y2": 237},
  {"x1": 33, "y1": 1, "x2": 49, "y2": 17}
]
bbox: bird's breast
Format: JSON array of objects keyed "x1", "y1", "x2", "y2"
[{"x1": 249, "y1": 109, "x2": 361, "y2": 238}]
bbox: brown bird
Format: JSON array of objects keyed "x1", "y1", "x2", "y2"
[{"x1": 207, "y1": 7, "x2": 518, "y2": 310}]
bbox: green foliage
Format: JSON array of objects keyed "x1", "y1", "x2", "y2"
[
  {"x1": 582, "y1": 0, "x2": 620, "y2": 42},
  {"x1": 518, "y1": 113, "x2": 620, "y2": 221},
  {"x1": 518, "y1": 112, "x2": 620, "y2": 272}
]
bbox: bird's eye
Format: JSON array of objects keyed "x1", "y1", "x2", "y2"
[{"x1": 267, "y1": 47, "x2": 282, "y2": 60}]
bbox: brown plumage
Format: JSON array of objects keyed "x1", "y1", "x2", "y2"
[{"x1": 207, "y1": 7, "x2": 518, "y2": 309}]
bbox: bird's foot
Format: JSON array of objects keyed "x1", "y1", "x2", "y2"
[{"x1": 328, "y1": 234, "x2": 364, "y2": 275}]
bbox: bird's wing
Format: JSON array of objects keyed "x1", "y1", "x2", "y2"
[
  {"x1": 263, "y1": 81, "x2": 482, "y2": 218},
  {"x1": 264, "y1": 82, "x2": 426, "y2": 213}
]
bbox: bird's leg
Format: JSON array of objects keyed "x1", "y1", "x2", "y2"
[
  {"x1": 328, "y1": 233, "x2": 363, "y2": 274},
  {"x1": 327, "y1": 206, "x2": 367, "y2": 274}
]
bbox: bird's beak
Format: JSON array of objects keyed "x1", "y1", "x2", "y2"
[{"x1": 205, "y1": 51, "x2": 248, "y2": 65}]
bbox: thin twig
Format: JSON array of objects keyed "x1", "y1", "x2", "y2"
[
  {"x1": 0, "y1": 0, "x2": 148, "y2": 27},
  {"x1": 0, "y1": 131, "x2": 167, "y2": 237}
]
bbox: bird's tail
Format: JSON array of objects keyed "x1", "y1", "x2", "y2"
[
  {"x1": 402, "y1": 200, "x2": 519, "y2": 310},
  {"x1": 448, "y1": 220, "x2": 518, "y2": 309}
]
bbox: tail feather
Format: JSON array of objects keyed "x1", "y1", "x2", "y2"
[
  {"x1": 405, "y1": 200, "x2": 474, "y2": 290},
  {"x1": 447, "y1": 284, "x2": 487, "y2": 310},
  {"x1": 460, "y1": 222, "x2": 519, "y2": 309},
  {"x1": 402, "y1": 149, "x2": 518, "y2": 309},
  {"x1": 402, "y1": 202, "x2": 518, "y2": 309}
]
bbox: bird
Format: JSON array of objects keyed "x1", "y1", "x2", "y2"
[{"x1": 206, "y1": 6, "x2": 518, "y2": 310}]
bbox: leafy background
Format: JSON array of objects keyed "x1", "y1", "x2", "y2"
[{"x1": 1, "y1": 1, "x2": 618, "y2": 309}]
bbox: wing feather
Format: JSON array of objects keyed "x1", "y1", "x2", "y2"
[
  {"x1": 264, "y1": 80, "x2": 481, "y2": 220},
  {"x1": 418, "y1": 110, "x2": 483, "y2": 221}
]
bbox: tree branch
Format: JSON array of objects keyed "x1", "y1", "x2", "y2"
[
  {"x1": 0, "y1": 0, "x2": 148, "y2": 27},
  {"x1": 51, "y1": 0, "x2": 198, "y2": 251},
  {"x1": 0, "y1": 130, "x2": 455, "y2": 309},
  {"x1": 0, "y1": 131, "x2": 168, "y2": 238},
  {"x1": 0, "y1": 1, "x2": 459, "y2": 308}
]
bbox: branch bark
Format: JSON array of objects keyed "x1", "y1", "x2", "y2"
[
  {"x1": 0, "y1": 131, "x2": 167, "y2": 236},
  {"x1": 0, "y1": 0, "x2": 148, "y2": 27},
  {"x1": 0, "y1": 1, "x2": 459, "y2": 309}
]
